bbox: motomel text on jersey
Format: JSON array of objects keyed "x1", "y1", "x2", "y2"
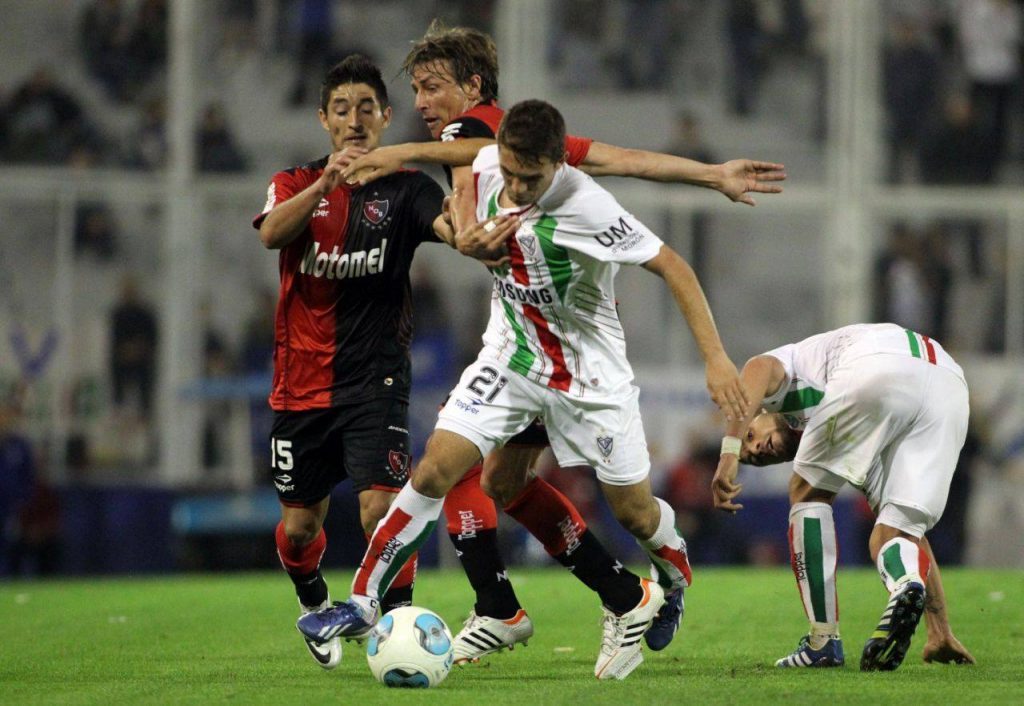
[
  {"x1": 494, "y1": 278, "x2": 554, "y2": 305},
  {"x1": 299, "y1": 239, "x2": 387, "y2": 280}
]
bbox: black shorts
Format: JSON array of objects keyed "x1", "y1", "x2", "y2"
[{"x1": 269, "y1": 395, "x2": 411, "y2": 507}]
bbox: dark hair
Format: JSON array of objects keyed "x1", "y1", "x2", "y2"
[
  {"x1": 402, "y1": 19, "x2": 499, "y2": 102},
  {"x1": 320, "y1": 54, "x2": 389, "y2": 112},
  {"x1": 497, "y1": 100, "x2": 566, "y2": 166}
]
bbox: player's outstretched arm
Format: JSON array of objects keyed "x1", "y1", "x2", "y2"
[
  {"x1": 711, "y1": 355, "x2": 787, "y2": 512},
  {"x1": 260, "y1": 148, "x2": 366, "y2": 249},
  {"x1": 641, "y1": 245, "x2": 747, "y2": 419},
  {"x1": 580, "y1": 142, "x2": 786, "y2": 206},
  {"x1": 342, "y1": 139, "x2": 494, "y2": 185},
  {"x1": 920, "y1": 536, "x2": 976, "y2": 665}
]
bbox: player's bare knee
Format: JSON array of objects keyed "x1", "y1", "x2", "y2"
[
  {"x1": 358, "y1": 490, "x2": 395, "y2": 535},
  {"x1": 788, "y1": 473, "x2": 834, "y2": 505},
  {"x1": 410, "y1": 456, "x2": 449, "y2": 497},
  {"x1": 868, "y1": 522, "x2": 918, "y2": 561},
  {"x1": 480, "y1": 465, "x2": 530, "y2": 506},
  {"x1": 611, "y1": 501, "x2": 658, "y2": 538},
  {"x1": 283, "y1": 519, "x2": 321, "y2": 547}
]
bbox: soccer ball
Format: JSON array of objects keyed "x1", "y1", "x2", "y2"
[{"x1": 366, "y1": 606, "x2": 454, "y2": 688}]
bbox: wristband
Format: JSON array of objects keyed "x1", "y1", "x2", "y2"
[{"x1": 721, "y1": 435, "x2": 741, "y2": 457}]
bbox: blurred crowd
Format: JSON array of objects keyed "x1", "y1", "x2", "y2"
[
  {"x1": 0, "y1": 1, "x2": 1019, "y2": 185},
  {"x1": 0, "y1": 0, "x2": 245, "y2": 171},
  {"x1": 1, "y1": 0, "x2": 1023, "y2": 576}
]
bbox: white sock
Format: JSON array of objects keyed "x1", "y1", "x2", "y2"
[
  {"x1": 351, "y1": 483, "x2": 443, "y2": 604},
  {"x1": 788, "y1": 502, "x2": 839, "y2": 637},
  {"x1": 638, "y1": 497, "x2": 692, "y2": 589},
  {"x1": 809, "y1": 621, "x2": 839, "y2": 650},
  {"x1": 876, "y1": 537, "x2": 925, "y2": 593}
]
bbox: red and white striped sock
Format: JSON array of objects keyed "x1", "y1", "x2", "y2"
[
  {"x1": 638, "y1": 497, "x2": 692, "y2": 589},
  {"x1": 351, "y1": 484, "x2": 442, "y2": 606}
]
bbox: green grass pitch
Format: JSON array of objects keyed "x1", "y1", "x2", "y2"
[{"x1": 2, "y1": 567, "x2": 1021, "y2": 704}]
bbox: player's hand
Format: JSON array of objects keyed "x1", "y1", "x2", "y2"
[
  {"x1": 318, "y1": 148, "x2": 369, "y2": 194},
  {"x1": 456, "y1": 215, "x2": 519, "y2": 267},
  {"x1": 923, "y1": 635, "x2": 976, "y2": 665},
  {"x1": 441, "y1": 195, "x2": 455, "y2": 229},
  {"x1": 716, "y1": 159, "x2": 786, "y2": 206},
  {"x1": 712, "y1": 454, "x2": 744, "y2": 513},
  {"x1": 342, "y1": 145, "x2": 407, "y2": 186},
  {"x1": 705, "y1": 354, "x2": 749, "y2": 422}
]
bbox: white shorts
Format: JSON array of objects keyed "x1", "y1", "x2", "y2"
[
  {"x1": 436, "y1": 355, "x2": 651, "y2": 485},
  {"x1": 793, "y1": 353, "x2": 969, "y2": 534}
]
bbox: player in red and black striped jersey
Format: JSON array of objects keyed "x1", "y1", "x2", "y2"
[
  {"x1": 333, "y1": 21, "x2": 786, "y2": 661},
  {"x1": 253, "y1": 54, "x2": 518, "y2": 670}
]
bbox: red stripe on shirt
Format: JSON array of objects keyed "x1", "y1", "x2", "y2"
[
  {"x1": 921, "y1": 335, "x2": 937, "y2": 364},
  {"x1": 507, "y1": 238, "x2": 572, "y2": 391}
]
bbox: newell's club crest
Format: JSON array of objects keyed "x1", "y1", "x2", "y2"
[
  {"x1": 518, "y1": 233, "x2": 538, "y2": 261},
  {"x1": 364, "y1": 199, "x2": 389, "y2": 225},
  {"x1": 388, "y1": 450, "x2": 410, "y2": 481},
  {"x1": 597, "y1": 434, "x2": 614, "y2": 459}
]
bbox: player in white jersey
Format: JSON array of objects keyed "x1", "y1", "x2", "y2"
[
  {"x1": 711, "y1": 323, "x2": 976, "y2": 671},
  {"x1": 298, "y1": 100, "x2": 749, "y2": 681}
]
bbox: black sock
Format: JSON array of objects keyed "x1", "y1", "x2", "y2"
[
  {"x1": 289, "y1": 569, "x2": 328, "y2": 609},
  {"x1": 554, "y1": 529, "x2": 643, "y2": 615},
  {"x1": 381, "y1": 584, "x2": 414, "y2": 614},
  {"x1": 450, "y1": 528, "x2": 521, "y2": 619}
]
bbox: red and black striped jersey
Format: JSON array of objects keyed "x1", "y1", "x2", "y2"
[
  {"x1": 253, "y1": 157, "x2": 444, "y2": 411},
  {"x1": 437, "y1": 101, "x2": 593, "y2": 185}
]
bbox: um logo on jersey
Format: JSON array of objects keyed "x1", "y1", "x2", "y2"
[
  {"x1": 595, "y1": 215, "x2": 646, "y2": 254},
  {"x1": 299, "y1": 239, "x2": 387, "y2": 280}
]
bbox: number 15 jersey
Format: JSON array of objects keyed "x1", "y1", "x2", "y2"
[{"x1": 473, "y1": 145, "x2": 664, "y2": 399}]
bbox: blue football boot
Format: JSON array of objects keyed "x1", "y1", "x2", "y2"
[
  {"x1": 297, "y1": 599, "x2": 375, "y2": 644},
  {"x1": 775, "y1": 634, "x2": 845, "y2": 668},
  {"x1": 644, "y1": 587, "x2": 685, "y2": 651}
]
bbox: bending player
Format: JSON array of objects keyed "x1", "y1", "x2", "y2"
[
  {"x1": 711, "y1": 323, "x2": 976, "y2": 670},
  {"x1": 344, "y1": 21, "x2": 785, "y2": 659},
  {"x1": 299, "y1": 99, "x2": 748, "y2": 681}
]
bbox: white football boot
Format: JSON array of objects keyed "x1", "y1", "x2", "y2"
[
  {"x1": 452, "y1": 609, "x2": 534, "y2": 664},
  {"x1": 594, "y1": 578, "x2": 665, "y2": 680},
  {"x1": 300, "y1": 599, "x2": 342, "y2": 669}
]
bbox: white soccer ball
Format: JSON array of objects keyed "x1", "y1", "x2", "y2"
[{"x1": 366, "y1": 606, "x2": 454, "y2": 688}]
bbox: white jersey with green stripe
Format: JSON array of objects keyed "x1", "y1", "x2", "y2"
[
  {"x1": 761, "y1": 322, "x2": 964, "y2": 430},
  {"x1": 473, "y1": 145, "x2": 664, "y2": 398}
]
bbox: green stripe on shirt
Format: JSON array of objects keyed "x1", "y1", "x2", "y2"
[
  {"x1": 501, "y1": 300, "x2": 536, "y2": 377},
  {"x1": 534, "y1": 215, "x2": 572, "y2": 303},
  {"x1": 780, "y1": 387, "x2": 825, "y2": 413}
]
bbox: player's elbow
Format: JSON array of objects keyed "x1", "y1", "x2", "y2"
[
  {"x1": 742, "y1": 355, "x2": 774, "y2": 376},
  {"x1": 643, "y1": 244, "x2": 690, "y2": 278},
  {"x1": 259, "y1": 223, "x2": 286, "y2": 250}
]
